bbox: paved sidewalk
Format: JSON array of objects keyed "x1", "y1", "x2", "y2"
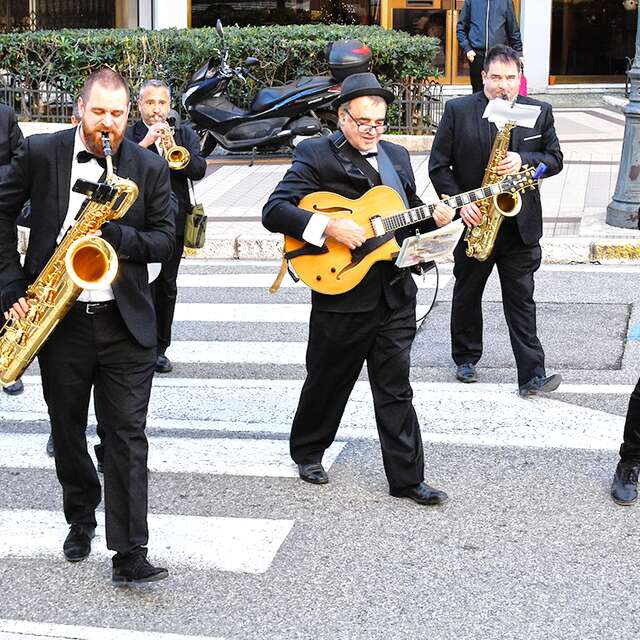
[{"x1": 194, "y1": 106, "x2": 640, "y2": 263}]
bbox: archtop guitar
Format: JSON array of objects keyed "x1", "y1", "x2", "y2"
[{"x1": 277, "y1": 165, "x2": 542, "y2": 295}]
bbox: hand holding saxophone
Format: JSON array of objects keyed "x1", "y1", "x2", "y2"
[
  {"x1": 4, "y1": 297, "x2": 28, "y2": 321},
  {"x1": 496, "y1": 151, "x2": 522, "y2": 176}
]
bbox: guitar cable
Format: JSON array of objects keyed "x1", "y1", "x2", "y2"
[{"x1": 415, "y1": 261, "x2": 439, "y2": 335}]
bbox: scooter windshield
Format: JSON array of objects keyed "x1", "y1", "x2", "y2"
[{"x1": 189, "y1": 60, "x2": 210, "y2": 84}]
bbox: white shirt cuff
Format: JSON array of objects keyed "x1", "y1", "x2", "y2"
[{"x1": 302, "y1": 213, "x2": 329, "y2": 247}]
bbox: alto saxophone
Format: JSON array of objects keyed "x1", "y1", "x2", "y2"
[
  {"x1": 464, "y1": 120, "x2": 522, "y2": 261},
  {"x1": 0, "y1": 132, "x2": 139, "y2": 385}
]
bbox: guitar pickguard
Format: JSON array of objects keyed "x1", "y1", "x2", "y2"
[{"x1": 337, "y1": 233, "x2": 394, "y2": 278}]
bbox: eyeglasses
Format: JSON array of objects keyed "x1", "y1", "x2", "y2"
[{"x1": 344, "y1": 109, "x2": 388, "y2": 134}]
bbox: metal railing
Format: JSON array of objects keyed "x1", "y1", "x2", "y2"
[
  {"x1": 388, "y1": 80, "x2": 443, "y2": 135},
  {"x1": 0, "y1": 71, "x2": 444, "y2": 135}
]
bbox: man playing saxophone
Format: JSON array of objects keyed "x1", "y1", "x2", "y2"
[
  {"x1": 429, "y1": 45, "x2": 563, "y2": 396},
  {"x1": 0, "y1": 69, "x2": 176, "y2": 584},
  {"x1": 126, "y1": 79, "x2": 207, "y2": 374}
]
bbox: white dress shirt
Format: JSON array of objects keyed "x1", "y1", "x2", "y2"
[
  {"x1": 56, "y1": 126, "x2": 114, "y2": 302},
  {"x1": 302, "y1": 146, "x2": 379, "y2": 247},
  {"x1": 142, "y1": 121, "x2": 162, "y2": 282}
]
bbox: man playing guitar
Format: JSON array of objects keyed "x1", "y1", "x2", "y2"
[{"x1": 263, "y1": 73, "x2": 454, "y2": 505}]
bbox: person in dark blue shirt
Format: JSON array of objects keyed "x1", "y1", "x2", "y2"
[{"x1": 457, "y1": 0, "x2": 523, "y2": 93}]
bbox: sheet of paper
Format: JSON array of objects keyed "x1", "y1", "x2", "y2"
[
  {"x1": 482, "y1": 98, "x2": 541, "y2": 129},
  {"x1": 395, "y1": 220, "x2": 465, "y2": 269}
]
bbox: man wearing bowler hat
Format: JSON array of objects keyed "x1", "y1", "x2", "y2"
[{"x1": 263, "y1": 73, "x2": 454, "y2": 505}]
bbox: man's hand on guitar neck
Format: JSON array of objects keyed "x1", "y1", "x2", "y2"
[
  {"x1": 442, "y1": 194, "x2": 479, "y2": 227},
  {"x1": 433, "y1": 202, "x2": 455, "y2": 227},
  {"x1": 325, "y1": 218, "x2": 366, "y2": 250}
]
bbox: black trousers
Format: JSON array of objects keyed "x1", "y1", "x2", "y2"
[
  {"x1": 451, "y1": 220, "x2": 546, "y2": 386},
  {"x1": 153, "y1": 233, "x2": 184, "y2": 355},
  {"x1": 620, "y1": 376, "x2": 640, "y2": 463},
  {"x1": 290, "y1": 298, "x2": 424, "y2": 490},
  {"x1": 469, "y1": 50, "x2": 486, "y2": 94},
  {"x1": 38, "y1": 302, "x2": 156, "y2": 554}
]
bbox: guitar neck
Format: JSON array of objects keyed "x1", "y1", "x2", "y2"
[{"x1": 380, "y1": 182, "x2": 505, "y2": 233}]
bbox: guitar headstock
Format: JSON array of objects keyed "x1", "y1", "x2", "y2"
[{"x1": 500, "y1": 163, "x2": 546, "y2": 194}]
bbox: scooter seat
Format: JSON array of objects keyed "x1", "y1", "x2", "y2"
[{"x1": 250, "y1": 75, "x2": 334, "y2": 113}]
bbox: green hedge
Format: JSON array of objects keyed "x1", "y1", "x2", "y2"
[{"x1": 0, "y1": 25, "x2": 440, "y2": 108}]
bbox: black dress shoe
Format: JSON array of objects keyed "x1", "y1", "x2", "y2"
[
  {"x1": 456, "y1": 363, "x2": 477, "y2": 383},
  {"x1": 297, "y1": 463, "x2": 329, "y2": 484},
  {"x1": 155, "y1": 354, "x2": 173, "y2": 373},
  {"x1": 63, "y1": 524, "x2": 95, "y2": 562},
  {"x1": 3, "y1": 378, "x2": 24, "y2": 395},
  {"x1": 519, "y1": 373, "x2": 562, "y2": 397},
  {"x1": 390, "y1": 482, "x2": 448, "y2": 505},
  {"x1": 46, "y1": 434, "x2": 55, "y2": 457},
  {"x1": 611, "y1": 461, "x2": 639, "y2": 506},
  {"x1": 112, "y1": 547, "x2": 169, "y2": 585}
]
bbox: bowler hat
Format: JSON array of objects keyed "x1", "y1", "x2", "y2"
[{"x1": 334, "y1": 72, "x2": 395, "y2": 108}]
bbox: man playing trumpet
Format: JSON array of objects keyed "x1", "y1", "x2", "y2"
[{"x1": 127, "y1": 79, "x2": 207, "y2": 374}]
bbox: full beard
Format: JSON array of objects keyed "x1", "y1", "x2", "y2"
[{"x1": 81, "y1": 123, "x2": 124, "y2": 157}]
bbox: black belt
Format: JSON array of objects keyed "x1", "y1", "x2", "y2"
[{"x1": 74, "y1": 300, "x2": 117, "y2": 315}]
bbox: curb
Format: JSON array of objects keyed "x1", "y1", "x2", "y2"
[
  {"x1": 193, "y1": 234, "x2": 640, "y2": 264},
  {"x1": 602, "y1": 94, "x2": 628, "y2": 113}
]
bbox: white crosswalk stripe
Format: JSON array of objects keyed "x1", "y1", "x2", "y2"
[
  {"x1": 173, "y1": 302, "x2": 436, "y2": 322},
  {"x1": 177, "y1": 272, "x2": 449, "y2": 289},
  {"x1": 0, "y1": 619, "x2": 225, "y2": 640},
  {"x1": 0, "y1": 510, "x2": 293, "y2": 574},
  {"x1": 0, "y1": 433, "x2": 346, "y2": 477}
]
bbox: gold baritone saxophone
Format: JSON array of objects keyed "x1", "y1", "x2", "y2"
[
  {"x1": 160, "y1": 116, "x2": 190, "y2": 170},
  {"x1": 464, "y1": 120, "x2": 521, "y2": 261},
  {"x1": 0, "y1": 132, "x2": 139, "y2": 385}
]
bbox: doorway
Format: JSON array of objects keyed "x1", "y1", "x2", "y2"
[{"x1": 382, "y1": 0, "x2": 521, "y2": 84}]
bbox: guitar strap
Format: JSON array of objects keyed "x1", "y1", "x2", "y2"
[{"x1": 376, "y1": 146, "x2": 410, "y2": 209}]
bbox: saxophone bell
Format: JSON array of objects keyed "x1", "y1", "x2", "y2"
[
  {"x1": 493, "y1": 191, "x2": 521, "y2": 218},
  {"x1": 65, "y1": 235, "x2": 119, "y2": 290}
]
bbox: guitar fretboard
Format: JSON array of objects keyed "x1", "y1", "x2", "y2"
[{"x1": 381, "y1": 183, "x2": 504, "y2": 233}]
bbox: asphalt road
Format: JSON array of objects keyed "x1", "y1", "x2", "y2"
[{"x1": 1, "y1": 260, "x2": 639, "y2": 640}]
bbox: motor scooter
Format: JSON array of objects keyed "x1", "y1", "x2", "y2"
[{"x1": 182, "y1": 19, "x2": 371, "y2": 156}]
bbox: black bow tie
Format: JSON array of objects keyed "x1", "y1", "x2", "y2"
[
  {"x1": 76, "y1": 150, "x2": 106, "y2": 168},
  {"x1": 363, "y1": 152, "x2": 378, "y2": 158}
]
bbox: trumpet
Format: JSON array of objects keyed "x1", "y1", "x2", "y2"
[{"x1": 159, "y1": 116, "x2": 190, "y2": 170}]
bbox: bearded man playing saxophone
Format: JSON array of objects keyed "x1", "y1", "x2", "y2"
[{"x1": 0, "y1": 69, "x2": 175, "y2": 584}]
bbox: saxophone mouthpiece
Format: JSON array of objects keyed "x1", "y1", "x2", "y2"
[
  {"x1": 533, "y1": 163, "x2": 547, "y2": 180},
  {"x1": 101, "y1": 132, "x2": 112, "y2": 157},
  {"x1": 101, "y1": 132, "x2": 114, "y2": 180}
]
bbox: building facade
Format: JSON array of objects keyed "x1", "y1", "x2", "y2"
[{"x1": 0, "y1": 0, "x2": 635, "y2": 91}]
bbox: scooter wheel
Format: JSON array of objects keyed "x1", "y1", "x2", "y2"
[{"x1": 199, "y1": 131, "x2": 217, "y2": 157}]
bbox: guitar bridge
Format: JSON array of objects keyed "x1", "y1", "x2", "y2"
[{"x1": 370, "y1": 215, "x2": 385, "y2": 237}]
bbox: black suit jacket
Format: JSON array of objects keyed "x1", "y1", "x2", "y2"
[
  {"x1": 126, "y1": 120, "x2": 207, "y2": 235},
  {"x1": 429, "y1": 92, "x2": 563, "y2": 246},
  {"x1": 0, "y1": 103, "x2": 24, "y2": 177},
  {"x1": 263, "y1": 134, "x2": 437, "y2": 312},
  {"x1": 0, "y1": 127, "x2": 176, "y2": 348}
]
